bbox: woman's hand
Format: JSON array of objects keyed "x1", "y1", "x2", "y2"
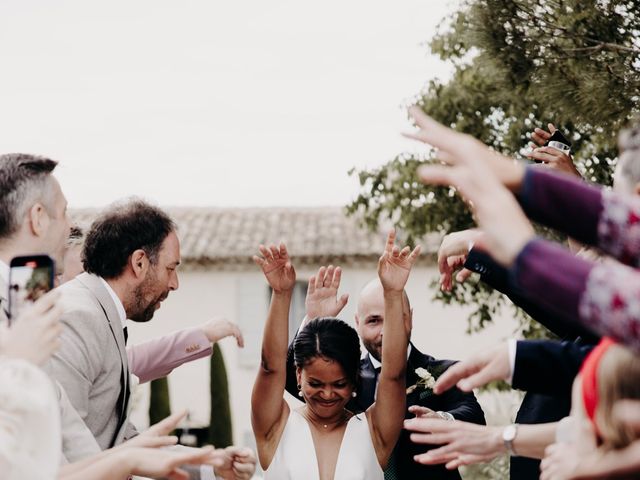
[
  {"x1": 305, "y1": 265, "x2": 349, "y2": 319},
  {"x1": 377, "y1": 230, "x2": 421, "y2": 293},
  {"x1": 253, "y1": 243, "x2": 296, "y2": 293},
  {"x1": 214, "y1": 446, "x2": 257, "y2": 480}
]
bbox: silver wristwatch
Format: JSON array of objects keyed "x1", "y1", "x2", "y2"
[{"x1": 502, "y1": 423, "x2": 519, "y2": 456}]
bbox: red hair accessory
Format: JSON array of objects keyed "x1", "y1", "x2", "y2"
[{"x1": 580, "y1": 337, "x2": 616, "y2": 429}]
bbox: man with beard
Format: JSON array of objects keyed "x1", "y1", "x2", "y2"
[{"x1": 46, "y1": 199, "x2": 180, "y2": 450}]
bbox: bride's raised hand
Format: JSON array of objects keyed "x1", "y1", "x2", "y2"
[
  {"x1": 253, "y1": 243, "x2": 296, "y2": 293},
  {"x1": 377, "y1": 230, "x2": 421, "y2": 293}
]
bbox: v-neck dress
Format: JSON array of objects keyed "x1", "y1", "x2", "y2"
[{"x1": 264, "y1": 408, "x2": 383, "y2": 480}]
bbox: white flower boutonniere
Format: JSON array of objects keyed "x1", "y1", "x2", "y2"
[{"x1": 406, "y1": 367, "x2": 437, "y2": 398}]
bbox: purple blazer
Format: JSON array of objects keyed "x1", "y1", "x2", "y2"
[
  {"x1": 510, "y1": 167, "x2": 640, "y2": 353},
  {"x1": 127, "y1": 327, "x2": 212, "y2": 384}
]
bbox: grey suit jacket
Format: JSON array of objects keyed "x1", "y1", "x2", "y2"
[
  {"x1": 0, "y1": 275, "x2": 101, "y2": 463},
  {"x1": 44, "y1": 272, "x2": 134, "y2": 452}
]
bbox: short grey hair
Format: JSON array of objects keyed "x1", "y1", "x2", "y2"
[{"x1": 0, "y1": 153, "x2": 59, "y2": 241}]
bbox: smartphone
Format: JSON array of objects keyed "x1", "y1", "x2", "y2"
[
  {"x1": 8, "y1": 255, "x2": 55, "y2": 323},
  {"x1": 544, "y1": 129, "x2": 572, "y2": 149}
]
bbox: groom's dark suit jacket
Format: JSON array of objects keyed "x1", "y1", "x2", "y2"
[{"x1": 286, "y1": 342, "x2": 485, "y2": 480}]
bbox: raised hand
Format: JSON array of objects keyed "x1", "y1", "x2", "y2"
[
  {"x1": 253, "y1": 243, "x2": 296, "y2": 293},
  {"x1": 201, "y1": 318, "x2": 244, "y2": 347},
  {"x1": 438, "y1": 229, "x2": 483, "y2": 291},
  {"x1": 406, "y1": 106, "x2": 535, "y2": 267},
  {"x1": 305, "y1": 265, "x2": 349, "y2": 319},
  {"x1": 404, "y1": 105, "x2": 525, "y2": 191},
  {"x1": 377, "y1": 230, "x2": 421, "y2": 292}
]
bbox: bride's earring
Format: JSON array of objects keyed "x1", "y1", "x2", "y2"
[
  {"x1": 297, "y1": 384, "x2": 303, "y2": 397},
  {"x1": 351, "y1": 391, "x2": 357, "y2": 398}
]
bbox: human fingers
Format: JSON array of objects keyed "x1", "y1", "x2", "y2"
[
  {"x1": 455, "y1": 268, "x2": 473, "y2": 283},
  {"x1": 278, "y1": 242, "x2": 288, "y2": 260},
  {"x1": 433, "y1": 359, "x2": 484, "y2": 394},
  {"x1": 532, "y1": 127, "x2": 552, "y2": 146},
  {"x1": 385, "y1": 230, "x2": 396, "y2": 255},
  {"x1": 399, "y1": 245, "x2": 411, "y2": 259},
  {"x1": 406, "y1": 106, "x2": 475, "y2": 161},
  {"x1": 315, "y1": 266, "x2": 326, "y2": 290},
  {"x1": 408, "y1": 405, "x2": 434, "y2": 417},
  {"x1": 146, "y1": 410, "x2": 188, "y2": 436},
  {"x1": 258, "y1": 244, "x2": 272, "y2": 262},
  {"x1": 230, "y1": 323, "x2": 244, "y2": 348},
  {"x1": 307, "y1": 275, "x2": 316, "y2": 297},
  {"x1": 548, "y1": 123, "x2": 557, "y2": 133},
  {"x1": 331, "y1": 266, "x2": 342, "y2": 290},
  {"x1": 133, "y1": 435, "x2": 179, "y2": 448},
  {"x1": 268, "y1": 244, "x2": 280, "y2": 260},
  {"x1": 324, "y1": 265, "x2": 335, "y2": 287},
  {"x1": 252, "y1": 255, "x2": 265, "y2": 268}
]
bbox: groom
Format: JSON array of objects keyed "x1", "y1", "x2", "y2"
[{"x1": 287, "y1": 266, "x2": 485, "y2": 479}]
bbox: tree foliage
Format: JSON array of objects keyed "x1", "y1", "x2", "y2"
[
  {"x1": 348, "y1": 0, "x2": 640, "y2": 335},
  {"x1": 209, "y1": 343, "x2": 233, "y2": 448},
  {"x1": 149, "y1": 376, "x2": 171, "y2": 426}
]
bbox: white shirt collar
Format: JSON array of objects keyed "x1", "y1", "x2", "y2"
[
  {"x1": 98, "y1": 277, "x2": 127, "y2": 330},
  {"x1": 368, "y1": 344, "x2": 412, "y2": 370}
]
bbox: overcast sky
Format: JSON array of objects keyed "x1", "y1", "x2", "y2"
[{"x1": 0, "y1": 0, "x2": 455, "y2": 208}]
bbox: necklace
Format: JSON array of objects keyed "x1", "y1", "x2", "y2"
[{"x1": 302, "y1": 408, "x2": 350, "y2": 431}]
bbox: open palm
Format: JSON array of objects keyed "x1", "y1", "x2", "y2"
[
  {"x1": 253, "y1": 243, "x2": 296, "y2": 293},
  {"x1": 305, "y1": 265, "x2": 349, "y2": 319},
  {"x1": 377, "y1": 230, "x2": 421, "y2": 292}
]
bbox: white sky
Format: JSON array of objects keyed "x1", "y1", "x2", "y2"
[{"x1": 0, "y1": 0, "x2": 455, "y2": 208}]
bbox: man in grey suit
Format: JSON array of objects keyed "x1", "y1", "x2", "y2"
[
  {"x1": 47, "y1": 199, "x2": 180, "y2": 449},
  {"x1": 0, "y1": 153, "x2": 103, "y2": 459}
]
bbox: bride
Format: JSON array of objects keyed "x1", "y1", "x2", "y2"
[{"x1": 251, "y1": 231, "x2": 420, "y2": 480}]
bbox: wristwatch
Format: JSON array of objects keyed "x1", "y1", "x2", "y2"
[
  {"x1": 436, "y1": 411, "x2": 455, "y2": 421},
  {"x1": 502, "y1": 423, "x2": 519, "y2": 456}
]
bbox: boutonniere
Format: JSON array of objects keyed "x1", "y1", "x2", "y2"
[{"x1": 406, "y1": 367, "x2": 436, "y2": 399}]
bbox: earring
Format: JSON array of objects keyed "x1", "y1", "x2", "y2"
[
  {"x1": 351, "y1": 391, "x2": 357, "y2": 398},
  {"x1": 297, "y1": 384, "x2": 303, "y2": 398}
]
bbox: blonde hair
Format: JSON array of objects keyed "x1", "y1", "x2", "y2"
[{"x1": 594, "y1": 344, "x2": 640, "y2": 450}]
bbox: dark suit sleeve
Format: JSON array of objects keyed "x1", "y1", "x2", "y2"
[
  {"x1": 512, "y1": 340, "x2": 593, "y2": 395},
  {"x1": 464, "y1": 249, "x2": 599, "y2": 343}
]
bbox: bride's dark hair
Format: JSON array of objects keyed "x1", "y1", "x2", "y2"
[{"x1": 294, "y1": 317, "x2": 361, "y2": 386}]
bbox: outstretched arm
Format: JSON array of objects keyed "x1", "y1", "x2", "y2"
[
  {"x1": 250, "y1": 244, "x2": 296, "y2": 468},
  {"x1": 368, "y1": 230, "x2": 420, "y2": 467}
]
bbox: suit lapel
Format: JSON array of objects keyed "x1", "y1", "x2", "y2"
[
  {"x1": 359, "y1": 355, "x2": 378, "y2": 409},
  {"x1": 76, "y1": 273, "x2": 130, "y2": 428}
]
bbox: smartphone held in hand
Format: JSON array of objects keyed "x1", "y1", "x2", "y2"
[
  {"x1": 544, "y1": 129, "x2": 572, "y2": 153},
  {"x1": 8, "y1": 255, "x2": 55, "y2": 324}
]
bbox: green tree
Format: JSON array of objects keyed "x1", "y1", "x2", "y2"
[
  {"x1": 348, "y1": 0, "x2": 640, "y2": 335},
  {"x1": 149, "y1": 376, "x2": 171, "y2": 426},
  {"x1": 209, "y1": 343, "x2": 233, "y2": 448}
]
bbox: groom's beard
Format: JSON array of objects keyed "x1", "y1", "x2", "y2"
[
  {"x1": 363, "y1": 339, "x2": 382, "y2": 362},
  {"x1": 129, "y1": 271, "x2": 168, "y2": 323}
]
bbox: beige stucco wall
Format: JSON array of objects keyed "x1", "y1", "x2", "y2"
[{"x1": 127, "y1": 265, "x2": 518, "y2": 449}]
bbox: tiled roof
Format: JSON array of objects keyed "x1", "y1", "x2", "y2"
[{"x1": 71, "y1": 207, "x2": 438, "y2": 270}]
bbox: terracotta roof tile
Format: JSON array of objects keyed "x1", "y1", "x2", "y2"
[{"x1": 71, "y1": 207, "x2": 438, "y2": 270}]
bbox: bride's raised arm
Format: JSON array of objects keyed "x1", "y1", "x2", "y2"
[
  {"x1": 250, "y1": 243, "x2": 296, "y2": 467},
  {"x1": 368, "y1": 230, "x2": 421, "y2": 467}
]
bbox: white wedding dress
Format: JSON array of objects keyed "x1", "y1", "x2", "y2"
[{"x1": 265, "y1": 408, "x2": 384, "y2": 480}]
